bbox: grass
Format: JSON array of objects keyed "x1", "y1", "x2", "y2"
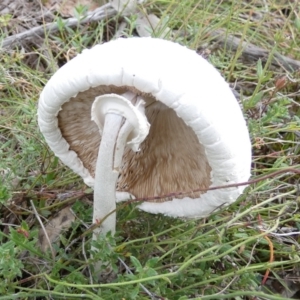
[{"x1": 0, "y1": 0, "x2": 300, "y2": 299}]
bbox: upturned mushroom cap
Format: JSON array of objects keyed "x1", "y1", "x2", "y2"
[{"x1": 38, "y1": 37, "x2": 251, "y2": 218}]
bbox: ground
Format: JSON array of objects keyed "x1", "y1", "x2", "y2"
[{"x1": 0, "y1": 0, "x2": 300, "y2": 299}]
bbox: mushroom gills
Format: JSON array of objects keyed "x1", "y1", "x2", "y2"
[
  {"x1": 118, "y1": 101, "x2": 212, "y2": 200},
  {"x1": 58, "y1": 87, "x2": 212, "y2": 205}
]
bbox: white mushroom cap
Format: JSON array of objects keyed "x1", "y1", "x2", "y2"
[{"x1": 38, "y1": 37, "x2": 251, "y2": 218}]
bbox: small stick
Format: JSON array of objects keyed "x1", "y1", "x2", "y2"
[
  {"x1": 118, "y1": 257, "x2": 162, "y2": 299},
  {"x1": 130, "y1": 167, "x2": 300, "y2": 203},
  {"x1": 30, "y1": 199, "x2": 56, "y2": 261}
]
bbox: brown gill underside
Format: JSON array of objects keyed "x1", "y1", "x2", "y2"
[{"x1": 58, "y1": 86, "x2": 211, "y2": 200}]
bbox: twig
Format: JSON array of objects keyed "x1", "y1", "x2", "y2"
[
  {"x1": 268, "y1": 231, "x2": 300, "y2": 237},
  {"x1": 132, "y1": 167, "x2": 300, "y2": 203},
  {"x1": 82, "y1": 237, "x2": 94, "y2": 285},
  {"x1": 118, "y1": 257, "x2": 162, "y2": 299},
  {"x1": 0, "y1": 4, "x2": 116, "y2": 49},
  {"x1": 215, "y1": 276, "x2": 239, "y2": 295},
  {"x1": 210, "y1": 29, "x2": 300, "y2": 72},
  {"x1": 30, "y1": 199, "x2": 56, "y2": 261}
]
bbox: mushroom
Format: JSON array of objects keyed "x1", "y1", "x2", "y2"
[{"x1": 38, "y1": 37, "x2": 251, "y2": 250}]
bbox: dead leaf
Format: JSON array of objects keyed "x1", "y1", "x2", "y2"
[
  {"x1": 37, "y1": 206, "x2": 75, "y2": 253},
  {"x1": 136, "y1": 13, "x2": 172, "y2": 38}
]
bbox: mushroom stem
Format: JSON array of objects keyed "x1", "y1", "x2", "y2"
[
  {"x1": 91, "y1": 92, "x2": 150, "y2": 278},
  {"x1": 91, "y1": 92, "x2": 150, "y2": 247},
  {"x1": 92, "y1": 112, "x2": 123, "y2": 239}
]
